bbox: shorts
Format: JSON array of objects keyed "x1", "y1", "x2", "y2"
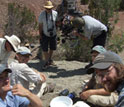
[{"x1": 40, "y1": 34, "x2": 57, "y2": 52}]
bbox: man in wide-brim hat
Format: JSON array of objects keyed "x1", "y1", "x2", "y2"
[
  {"x1": 43, "y1": 0, "x2": 54, "y2": 9},
  {"x1": 38, "y1": 0, "x2": 58, "y2": 70},
  {"x1": 0, "y1": 34, "x2": 21, "y2": 64}
]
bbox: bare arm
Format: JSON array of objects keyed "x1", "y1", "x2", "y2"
[
  {"x1": 73, "y1": 30, "x2": 88, "y2": 40},
  {"x1": 12, "y1": 84, "x2": 42, "y2": 107},
  {"x1": 80, "y1": 88, "x2": 110, "y2": 100}
]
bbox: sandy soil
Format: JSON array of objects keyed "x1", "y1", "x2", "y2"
[{"x1": 28, "y1": 60, "x2": 92, "y2": 107}]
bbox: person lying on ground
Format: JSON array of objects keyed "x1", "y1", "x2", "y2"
[
  {"x1": 80, "y1": 48, "x2": 118, "y2": 106},
  {"x1": 88, "y1": 51, "x2": 124, "y2": 107}
]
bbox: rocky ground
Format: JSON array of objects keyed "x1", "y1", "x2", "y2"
[{"x1": 28, "y1": 59, "x2": 92, "y2": 107}]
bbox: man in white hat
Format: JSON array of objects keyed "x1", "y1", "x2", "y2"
[
  {"x1": 0, "y1": 64, "x2": 42, "y2": 107},
  {"x1": 9, "y1": 46, "x2": 54, "y2": 98},
  {"x1": 0, "y1": 35, "x2": 21, "y2": 64},
  {"x1": 38, "y1": 0, "x2": 58, "y2": 70}
]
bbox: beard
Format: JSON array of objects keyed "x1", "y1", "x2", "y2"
[{"x1": 102, "y1": 77, "x2": 119, "y2": 92}]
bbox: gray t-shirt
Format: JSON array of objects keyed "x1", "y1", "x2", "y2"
[
  {"x1": 83, "y1": 15, "x2": 107, "y2": 39},
  {"x1": 38, "y1": 10, "x2": 58, "y2": 37}
]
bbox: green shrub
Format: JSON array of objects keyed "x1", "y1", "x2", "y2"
[
  {"x1": 4, "y1": 3, "x2": 38, "y2": 43},
  {"x1": 63, "y1": 37, "x2": 92, "y2": 62},
  {"x1": 107, "y1": 34, "x2": 124, "y2": 53}
]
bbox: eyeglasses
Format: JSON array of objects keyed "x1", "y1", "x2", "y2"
[{"x1": 96, "y1": 66, "x2": 114, "y2": 79}]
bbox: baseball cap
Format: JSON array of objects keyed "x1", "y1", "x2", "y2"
[
  {"x1": 90, "y1": 51, "x2": 124, "y2": 69},
  {"x1": 17, "y1": 46, "x2": 31, "y2": 55},
  {"x1": 72, "y1": 17, "x2": 85, "y2": 29},
  {"x1": 0, "y1": 64, "x2": 12, "y2": 74},
  {"x1": 91, "y1": 45, "x2": 106, "y2": 53}
]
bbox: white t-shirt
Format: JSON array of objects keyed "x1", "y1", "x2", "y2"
[
  {"x1": 83, "y1": 15, "x2": 107, "y2": 39},
  {"x1": 0, "y1": 38, "x2": 11, "y2": 64},
  {"x1": 38, "y1": 10, "x2": 58, "y2": 37}
]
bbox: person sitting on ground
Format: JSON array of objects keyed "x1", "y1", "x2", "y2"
[
  {"x1": 86, "y1": 45, "x2": 107, "y2": 73},
  {"x1": 80, "y1": 49, "x2": 118, "y2": 107},
  {"x1": 86, "y1": 51, "x2": 123, "y2": 106},
  {"x1": 0, "y1": 64, "x2": 42, "y2": 107},
  {"x1": 0, "y1": 35, "x2": 21, "y2": 64},
  {"x1": 9, "y1": 46, "x2": 52, "y2": 98}
]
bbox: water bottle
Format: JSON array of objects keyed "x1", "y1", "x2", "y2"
[
  {"x1": 59, "y1": 89, "x2": 69, "y2": 96},
  {"x1": 67, "y1": 92, "x2": 76, "y2": 99}
]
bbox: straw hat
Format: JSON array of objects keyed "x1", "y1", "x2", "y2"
[
  {"x1": 4, "y1": 35, "x2": 21, "y2": 52},
  {"x1": 44, "y1": 1, "x2": 54, "y2": 9}
]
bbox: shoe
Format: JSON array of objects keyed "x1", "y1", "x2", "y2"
[
  {"x1": 42, "y1": 62, "x2": 49, "y2": 70},
  {"x1": 84, "y1": 62, "x2": 93, "y2": 69},
  {"x1": 48, "y1": 59, "x2": 56, "y2": 66},
  {"x1": 43, "y1": 83, "x2": 56, "y2": 95}
]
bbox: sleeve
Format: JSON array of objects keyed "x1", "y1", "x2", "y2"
[
  {"x1": 38, "y1": 13, "x2": 43, "y2": 24},
  {"x1": 115, "y1": 93, "x2": 124, "y2": 107},
  {"x1": 20, "y1": 64, "x2": 42, "y2": 84},
  {"x1": 84, "y1": 28, "x2": 93, "y2": 39},
  {"x1": 17, "y1": 96, "x2": 30, "y2": 107}
]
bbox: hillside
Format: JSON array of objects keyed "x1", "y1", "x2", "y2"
[{"x1": 0, "y1": 0, "x2": 124, "y2": 37}]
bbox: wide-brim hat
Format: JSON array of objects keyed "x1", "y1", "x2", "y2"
[
  {"x1": 4, "y1": 35, "x2": 21, "y2": 52},
  {"x1": 44, "y1": 1, "x2": 54, "y2": 9}
]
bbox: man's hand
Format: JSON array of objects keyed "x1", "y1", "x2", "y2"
[
  {"x1": 40, "y1": 73, "x2": 46, "y2": 82},
  {"x1": 12, "y1": 84, "x2": 30, "y2": 97},
  {"x1": 80, "y1": 90, "x2": 93, "y2": 100}
]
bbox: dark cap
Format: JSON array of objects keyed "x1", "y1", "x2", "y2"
[
  {"x1": 72, "y1": 17, "x2": 85, "y2": 29},
  {"x1": 90, "y1": 51, "x2": 123, "y2": 69}
]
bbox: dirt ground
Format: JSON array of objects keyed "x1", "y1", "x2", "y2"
[{"x1": 28, "y1": 60, "x2": 92, "y2": 107}]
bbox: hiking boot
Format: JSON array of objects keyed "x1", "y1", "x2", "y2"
[
  {"x1": 42, "y1": 61, "x2": 49, "y2": 70},
  {"x1": 48, "y1": 59, "x2": 56, "y2": 66}
]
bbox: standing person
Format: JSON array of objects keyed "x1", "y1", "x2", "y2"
[
  {"x1": 9, "y1": 46, "x2": 54, "y2": 98},
  {"x1": 89, "y1": 51, "x2": 124, "y2": 107},
  {"x1": 0, "y1": 64, "x2": 42, "y2": 107},
  {"x1": 72, "y1": 15, "x2": 108, "y2": 48},
  {"x1": 0, "y1": 35, "x2": 21, "y2": 64},
  {"x1": 38, "y1": 0, "x2": 58, "y2": 70}
]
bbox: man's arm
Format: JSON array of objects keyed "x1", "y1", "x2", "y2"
[
  {"x1": 73, "y1": 30, "x2": 88, "y2": 40},
  {"x1": 80, "y1": 88, "x2": 110, "y2": 100},
  {"x1": 12, "y1": 84, "x2": 42, "y2": 107}
]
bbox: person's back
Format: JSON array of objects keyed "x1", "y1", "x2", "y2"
[
  {"x1": 9, "y1": 60, "x2": 41, "y2": 89},
  {"x1": 82, "y1": 15, "x2": 107, "y2": 39}
]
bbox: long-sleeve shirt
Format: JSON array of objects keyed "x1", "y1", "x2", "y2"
[
  {"x1": 9, "y1": 60, "x2": 42, "y2": 89},
  {"x1": 0, "y1": 38, "x2": 11, "y2": 64}
]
